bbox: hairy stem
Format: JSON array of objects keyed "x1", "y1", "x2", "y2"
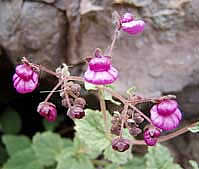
[
  {"x1": 120, "y1": 104, "x2": 128, "y2": 138},
  {"x1": 39, "y1": 65, "x2": 58, "y2": 77},
  {"x1": 44, "y1": 79, "x2": 64, "y2": 103},
  {"x1": 98, "y1": 87, "x2": 109, "y2": 135}
]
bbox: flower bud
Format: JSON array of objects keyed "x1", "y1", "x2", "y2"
[
  {"x1": 144, "y1": 127, "x2": 162, "y2": 146},
  {"x1": 13, "y1": 64, "x2": 39, "y2": 94},
  {"x1": 129, "y1": 126, "x2": 142, "y2": 136},
  {"x1": 112, "y1": 137, "x2": 130, "y2": 152},
  {"x1": 134, "y1": 113, "x2": 144, "y2": 124},
  {"x1": 37, "y1": 102, "x2": 57, "y2": 122},
  {"x1": 67, "y1": 106, "x2": 85, "y2": 119},
  {"x1": 74, "y1": 97, "x2": 86, "y2": 108},
  {"x1": 111, "y1": 124, "x2": 121, "y2": 136}
]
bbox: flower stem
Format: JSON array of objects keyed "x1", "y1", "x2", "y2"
[
  {"x1": 44, "y1": 79, "x2": 64, "y2": 103},
  {"x1": 119, "y1": 104, "x2": 128, "y2": 138},
  {"x1": 98, "y1": 87, "x2": 109, "y2": 136}
]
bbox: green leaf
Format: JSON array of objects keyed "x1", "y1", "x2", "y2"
[
  {"x1": 188, "y1": 122, "x2": 199, "y2": 133},
  {"x1": 145, "y1": 144, "x2": 182, "y2": 169},
  {"x1": 105, "y1": 156, "x2": 146, "y2": 169},
  {"x1": 56, "y1": 154, "x2": 94, "y2": 169},
  {"x1": 189, "y1": 160, "x2": 199, "y2": 169},
  {"x1": 32, "y1": 132, "x2": 65, "y2": 167},
  {"x1": 73, "y1": 136, "x2": 99, "y2": 159},
  {"x1": 75, "y1": 109, "x2": 111, "y2": 155},
  {"x1": 2, "y1": 135, "x2": 31, "y2": 156},
  {"x1": 123, "y1": 156, "x2": 146, "y2": 169},
  {"x1": 0, "y1": 108, "x2": 21, "y2": 134},
  {"x1": 3, "y1": 148, "x2": 43, "y2": 169},
  {"x1": 84, "y1": 82, "x2": 97, "y2": 90},
  {"x1": 104, "y1": 144, "x2": 132, "y2": 165}
]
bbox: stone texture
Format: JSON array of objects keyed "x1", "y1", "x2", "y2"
[{"x1": 0, "y1": 0, "x2": 68, "y2": 76}]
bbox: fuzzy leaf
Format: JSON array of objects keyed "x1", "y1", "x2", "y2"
[
  {"x1": 73, "y1": 136, "x2": 100, "y2": 159},
  {"x1": 32, "y1": 132, "x2": 66, "y2": 167},
  {"x1": 0, "y1": 108, "x2": 21, "y2": 134},
  {"x1": 3, "y1": 148, "x2": 43, "y2": 169},
  {"x1": 145, "y1": 144, "x2": 182, "y2": 169},
  {"x1": 2, "y1": 135, "x2": 31, "y2": 156},
  {"x1": 104, "y1": 144, "x2": 132, "y2": 164},
  {"x1": 105, "y1": 156, "x2": 146, "y2": 169},
  {"x1": 56, "y1": 154, "x2": 94, "y2": 169},
  {"x1": 123, "y1": 157, "x2": 146, "y2": 169},
  {"x1": 188, "y1": 122, "x2": 199, "y2": 133},
  {"x1": 189, "y1": 160, "x2": 199, "y2": 169},
  {"x1": 75, "y1": 109, "x2": 111, "y2": 155}
]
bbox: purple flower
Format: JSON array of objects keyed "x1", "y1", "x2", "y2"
[
  {"x1": 144, "y1": 127, "x2": 162, "y2": 146},
  {"x1": 13, "y1": 64, "x2": 39, "y2": 94},
  {"x1": 150, "y1": 100, "x2": 182, "y2": 131},
  {"x1": 37, "y1": 102, "x2": 57, "y2": 122},
  {"x1": 120, "y1": 13, "x2": 145, "y2": 35},
  {"x1": 84, "y1": 49, "x2": 118, "y2": 85},
  {"x1": 112, "y1": 137, "x2": 130, "y2": 152}
]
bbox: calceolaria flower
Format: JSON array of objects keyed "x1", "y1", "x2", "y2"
[
  {"x1": 84, "y1": 49, "x2": 118, "y2": 85},
  {"x1": 37, "y1": 102, "x2": 57, "y2": 122},
  {"x1": 150, "y1": 100, "x2": 182, "y2": 131},
  {"x1": 120, "y1": 12, "x2": 145, "y2": 35},
  {"x1": 13, "y1": 64, "x2": 39, "y2": 94}
]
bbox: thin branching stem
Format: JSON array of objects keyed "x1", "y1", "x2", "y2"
[
  {"x1": 98, "y1": 87, "x2": 109, "y2": 136},
  {"x1": 44, "y1": 79, "x2": 64, "y2": 103},
  {"x1": 24, "y1": 59, "x2": 198, "y2": 145},
  {"x1": 119, "y1": 104, "x2": 128, "y2": 138}
]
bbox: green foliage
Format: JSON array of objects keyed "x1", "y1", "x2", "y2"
[
  {"x1": 145, "y1": 144, "x2": 182, "y2": 169},
  {"x1": 104, "y1": 145, "x2": 132, "y2": 164},
  {"x1": 32, "y1": 132, "x2": 66, "y2": 167},
  {"x1": 0, "y1": 108, "x2": 190, "y2": 169},
  {"x1": 189, "y1": 160, "x2": 199, "y2": 169},
  {"x1": 0, "y1": 108, "x2": 21, "y2": 134},
  {"x1": 188, "y1": 122, "x2": 199, "y2": 133},
  {"x1": 75, "y1": 109, "x2": 111, "y2": 154},
  {"x1": 3, "y1": 148, "x2": 43, "y2": 169},
  {"x1": 2, "y1": 135, "x2": 31, "y2": 156}
]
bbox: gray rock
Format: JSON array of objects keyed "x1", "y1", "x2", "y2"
[{"x1": 0, "y1": 0, "x2": 68, "y2": 77}]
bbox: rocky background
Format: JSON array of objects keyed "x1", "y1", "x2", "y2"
[{"x1": 0, "y1": 0, "x2": 199, "y2": 168}]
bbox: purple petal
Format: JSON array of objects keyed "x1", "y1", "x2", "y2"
[
  {"x1": 120, "y1": 13, "x2": 134, "y2": 23},
  {"x1": 122, "y1": 20, "x2": 145, "y2": 35},
  {"x1": 157, "y1": 100, "x2": 178, "y2": 116},
  {"x1": 108, "y1": 66, "x2": 118, "y2": 80}
]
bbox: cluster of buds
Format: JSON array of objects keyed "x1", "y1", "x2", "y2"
[
  {"x1": 60, "y1": 81, "x2": 86, "y2": 119},
  {"x1": 111, "y1": 99, "x2": 182, "y2": 152}
]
